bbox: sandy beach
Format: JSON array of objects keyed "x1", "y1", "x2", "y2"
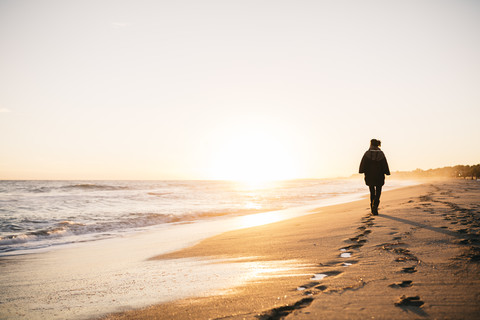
[
  {"x1": 3, "y1": 1, "x2": 479, "y2": 319},
  {"x1": 103, "y1": 179, "x2": 480, "y2": 320}
]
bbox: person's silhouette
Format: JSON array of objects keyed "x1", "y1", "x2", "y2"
[{"x1": 359, "y1": 139, "x2": 390, "y2": 215}]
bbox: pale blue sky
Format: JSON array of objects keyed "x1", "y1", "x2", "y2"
[{"x1": 1, "y1": 0, "x2": 479, "y2": 179}]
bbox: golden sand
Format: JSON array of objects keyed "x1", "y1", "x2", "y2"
[{"x1": 103, "y1": 180, "x2": 480, "y2": 319}]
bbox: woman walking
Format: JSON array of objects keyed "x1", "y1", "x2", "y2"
[{"x1": 359, "y1": 139, "x2": 390, "y2": 215}]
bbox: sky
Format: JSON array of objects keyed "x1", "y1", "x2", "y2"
[{"x1": 1, "y1": 0, "x2": 479, "y2": 180}]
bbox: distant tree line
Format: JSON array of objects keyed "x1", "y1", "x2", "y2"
[{"x1": 392, "y1": 164, "x2": 480, "y2": 180}]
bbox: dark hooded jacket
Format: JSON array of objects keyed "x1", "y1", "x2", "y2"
[{"x1": 359, "y1": 148, "x2": 390, "y2": 186}]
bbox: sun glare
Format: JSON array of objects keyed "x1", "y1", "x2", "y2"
[
  {"x1": 209, "y1": 127, "x2": 298, "y2": 185},
  {"x1": 238, "y1": 211, "x2": 283, "y2": 229}
]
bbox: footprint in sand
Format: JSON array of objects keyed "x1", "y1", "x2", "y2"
[
  {"x1": 454, "y1": 239, "x2": 474, "y2": 245},
  {"x1": 310, "y1": 270, "x2": 343, "y2": 281},
  {"x1": 296, "y1": 282, "x2": 319, "y2": 291},
  {"x1": 339, "y1": 248, "x2": 352, "y2": 258},
  {"x1": 389, "y1": 280, "x2": 413, "y2": 288},
  {"x1": 341, "y1": 244, "x2": 363, "y2": 250},
  {"x1": 458, "y1": 246, "x2": 480, "y2": 262},
  {"x1": 258, "y1": 297, "x2": 314, "y2": 319},
  {"x1": 395, "y1": 256, "x2": 417, "y2": 262},
  {"x1": 401, "y1": 266, "x2": 417, "y2": 273},
  {"x1": 395, "y1": 295, "x2": 424, "y2": 307},
  {"x1": 325, "y1": 259, "x2": 358, "y2": 267},
  {"x1": 315, "y1": 285, "x2": 328, "y2": 291},
  {"x1": 297, "y1": 283, "x2": 330, "y2": 295},
  {"x1": 311, "y1": 274, "x2": 329, "y2": 281},
  {"x1": 349, "y1": 233, "x2": 369, "y2": 242}
]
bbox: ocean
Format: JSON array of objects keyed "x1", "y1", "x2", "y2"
[
  {"x1": 0, "y1": 179, "x2": 414, "y2": 256},
  {"x1": 0, "y1": 178, "x2": 419, "y2": 319}
]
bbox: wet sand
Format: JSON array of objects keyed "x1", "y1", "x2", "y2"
[{"x1": 103, "y1": 179, "x2": 480, "y2": 320}]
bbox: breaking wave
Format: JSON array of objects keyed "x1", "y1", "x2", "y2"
[
  {"x1": 1, "y1": 179, "x2": 418, "y2": 255},
  {"x1": 15, "y1": 183, "x2": 133, "y2": 193},
  {"x1": 60, "y1": 184, "x2": 131, "y2": 191}
]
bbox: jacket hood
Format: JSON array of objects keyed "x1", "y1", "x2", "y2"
[{"x1": 364, "y1": 149, "x2": 385, "y2": 161}]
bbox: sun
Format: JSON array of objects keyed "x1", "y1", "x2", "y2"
[{"x1": 209, "y1": 127, "x2": 298, "y2": 184}]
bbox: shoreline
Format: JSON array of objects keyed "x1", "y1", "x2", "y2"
[
  {"x1": 103, "y1": 179, "x2": 480, "y2": 319},
  {"x1": 0, "y1": 181, "x2": 413, "y2": 320},
  {"x1": 0, "y1": 178, "x2": 415, "y2": 258}
]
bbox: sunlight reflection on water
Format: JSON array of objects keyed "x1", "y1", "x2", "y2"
[
  {"x1": 237, "y1": 211, "x2": 284, "y2": 228},
  {"x1": 0, "y1": 255, "x2": 312, "y2": 320}
]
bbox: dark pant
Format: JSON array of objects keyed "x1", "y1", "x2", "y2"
[{"x1": 369, "y1": 185, "x2": 382, "y2": 210}]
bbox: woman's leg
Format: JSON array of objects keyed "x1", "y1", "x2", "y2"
[
  {"x1": 369, "y1": 186, "x2": 375, "y2": 213},
  {"x1": 375, "y1": 185, "x2": 382, "y2": 206},
  {"x1": 372, "y1": 185, "x2": 382, "y2": 214}
]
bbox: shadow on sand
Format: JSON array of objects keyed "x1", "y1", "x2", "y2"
[
  {"x1": 379, "y1": 214, "x2": 465, "y2": 239},
  {"x1": 396, "y1": 305, "x2": 429, "y2": 317}
]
